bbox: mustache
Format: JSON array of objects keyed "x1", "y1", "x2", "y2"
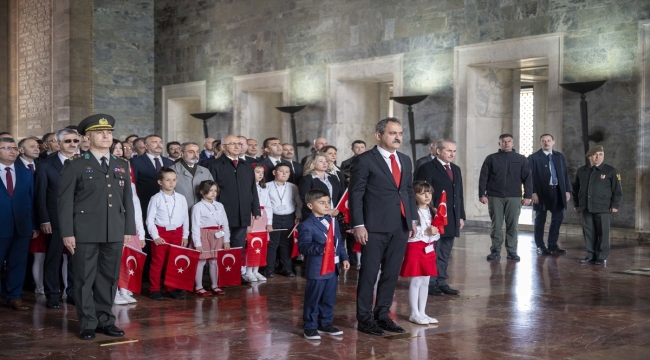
[{"x1": 392, "y1": 139, "x2": 401, "y2": 144}]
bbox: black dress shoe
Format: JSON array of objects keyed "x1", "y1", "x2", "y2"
[
  {"x1": 264, "y1": 270, "x2": 275, "y2": 278},
  {"x1": 537, "y1": 247, "x2": 551, "y2": 255},
  {"x1": 96, "y1": 325, "x2": 125, "y2": 337},
  {"x1": 439, "y1": 285, "x2": 460, "y2": 295},
  {"x1": 579, "y1": 257, "x2": 595, "y2": 264},
  {"x1": 429, "y1": 286, "x2": 444, "y2": 296},
  {"x1": 279, "y1": 270, "x2": 295, "y2": 277},
  {"x1": 165, "y1": 289, "x2": 185, "y2": 299},
  {"x1": 376, "y1": 318, "x2": 405, "y2": 333},
  {"x1": 78, "y1": 329, "x2": 96, "y2": 340},
  {"x1": 357, "y1": 320, "x2": 385, "y2": 336},
  {"x1": 506, "y1": 253, "x2": 520, "y2": 261},
  {"x1": 593, "y1": 259, "x2": 606, "y2": 265},
  {"x1": 46, "y1": 299, "x2": 61, "y2": 309},
  {"x1": 548, "y1": 246, "x2": 567, "y2": 254},
  {"x1": 486, "y1": 251, "x2": 500, "y2": 261},
  {"x1": 149, "y1": 291, "x2": 164, "y2": 300}
]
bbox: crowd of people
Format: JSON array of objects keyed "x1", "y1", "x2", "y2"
[{"x1": 0, "y1": 115, "x2": 622, "y2": 341}]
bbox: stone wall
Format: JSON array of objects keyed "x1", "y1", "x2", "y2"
[
  {"x1": 154, "y1": 0, "x2": 650, "y2": 228},
  {"x1": 0, "y1": 0, "x2": 7, "y2": 133}
]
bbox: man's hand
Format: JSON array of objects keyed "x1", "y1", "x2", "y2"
[
  {"x1": 479, "y1": 196, "x2": 488, "y2": 204},
  {"x1": 266, "y1": 225, "x2": 274, "y2": 232},
  {"x1": 154, "y1": 237, "x2": 166, "y2": 245},
  {"x1": 294, "y1": 218, "x2": 301, "y2": 224},
  {"x1": 223, "y1": 242, "x2": 231, "y2": 250},
  {"x1": 40, "y1": 223, "x2": 52, "y2": 234},
  {"x1": 610, "y1": 208, "x2": 618, "y2": 213},
  {"x1": 354, "y1": 226, "x2": 368, "y2": 245},
  {"x1": 181, "y1": 238, "x2": 188, "y2": 247},
  {"x1": 342, "y1": 260, "x2": 350, "y2": 271},
  {"x1": 409, "y1": 222, "x2": 417, "y2": 239},
  {"x1": 522, "y1": 198, "x2": 532, "y2": 206},
  {"x1": 196, "y1": 246, "x2": 203, "y2": 253},
  {"x1": 574, "y1": 207, "x2": 580, "y2": 213},
  {"x1": 566, "y1": 192, "x2": 571, "y2": 202},
  {"x1": 63, "y1": 236, "x2": 76, "y2": 255},
  {"x1": 253, "y1": 216, "x2": 260, "y2": 220},
  {"x1": 123, "y1": 235, "x2": 130, "y2": 246},
  {"x1": 531, "y1": 193, "x2": 539, "y2": 205},
  {"x1": 459, "y1": 219, "x2": 465, "y2": 230},
  {"x1": 32, "y1": 230, "x2": 40, "y2": 239}
]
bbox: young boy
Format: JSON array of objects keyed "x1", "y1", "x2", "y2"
[
  {"x1": 298, "y1": 189, "x2": 350, "y2": 340},
  {"x1": 264, "y1": 163, "x2": 302, "y2": 279},
  {"x1": 146, "y1": 167, "x2": 189, "y2": 300}
]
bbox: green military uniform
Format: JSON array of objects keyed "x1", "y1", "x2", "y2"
[
  {"x1": 58, "y1": 115, "x2": 135, "y2": 333},
  {"x1": 572, "y1": 160, "x2": 622, "y2": 261}
]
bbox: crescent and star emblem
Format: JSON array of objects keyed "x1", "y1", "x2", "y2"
[
  {"x1": 174, "y1": 255, "x2": 191, "y2": 273},
  {"x1": 345, "y1": 200, "x2": 349, "y2": 209},
  {"x1": 126, "y1": 255, "x2": 137, "y2": 276},
  {"x1": 251, "y1": 237, "x2": 263, "y2": 254},
  {"x1": 222, "y1": 253, "x2": 236, "y2": 272},
  {"x1": 439, "y1": 203, "x2": 447, "y2": 217}
]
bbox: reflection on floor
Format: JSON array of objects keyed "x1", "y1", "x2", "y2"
[{"x1": 2, "y1": 230, "x2": 650, "y2": 359}]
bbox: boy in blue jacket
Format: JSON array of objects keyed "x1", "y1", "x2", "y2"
[{"x1": 298, "y1": 189, "x2": 350, "y2": 340}]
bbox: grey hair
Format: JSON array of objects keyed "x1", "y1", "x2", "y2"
[
  {"x1": 55, "y1": 128, "x2": 79, "y2": 141},
  {"x1": 435, "y1": 139, "x2": 457, "y2": 152},
  {"x1": 375, "y1": 117, "x2": 401, "y2": 135},
  {"x1": 180, "y1": 141, "x2": 199, "y2": 152}
]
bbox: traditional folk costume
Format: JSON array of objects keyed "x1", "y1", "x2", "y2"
[{"x1": 191, "y1": 199, "x2": 230, "y2": 295}]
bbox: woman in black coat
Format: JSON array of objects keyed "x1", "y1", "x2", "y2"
[{"x1": 298, "y1": 153, "x2": 343, "y2": 220}]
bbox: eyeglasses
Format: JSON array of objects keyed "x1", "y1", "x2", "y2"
[
  {"x1": 123, "y1": 146, "x2": 133, "y2": 150},
  {"x1": 169, "y1": 147, "x2": 181, "y2": 151},
  {"x1": 1, "y1": 146, "x2": 19, "y2": 152},
  {"x1": 62, "y1": 139, "x2": 80, "y2": 144},
  {"x1": 224, "y1": 142, "x2": 242, "y2": 147}
]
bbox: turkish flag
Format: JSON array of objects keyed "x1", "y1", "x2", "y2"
[
  {"x1": 246, "y1": 232, "x2": 268, "y2": 267},
  {"x1": 432, "y1": 190, "x2": 448, "y2": 235},
  {"x1": 290, "y1": 224, "x2": 300, "y2": 258},
  {"x1": 335, "y1": 188, "x2": 350, "y2": 223},
  {"x1": 320, "y1": 218, "x2": 336, "y2": 276},
  {"x1": 217, "y1": 247, "x2": 242, "y2": 288},
  {"x1": 163, "y1": 244, "x2": 200, "y2": 292},
  {"x1": 118, "y1": 245, "x2": 146, "y2": 294}
]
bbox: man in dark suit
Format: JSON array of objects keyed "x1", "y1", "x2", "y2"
[
  {"x1": 207, "y1": 135, "x2": 261, "y2": 282},
  {"x1": 130, "y1": 134, "x2": 174, "y2": 221},
  {"x1": 0, "y1": 136, "x2": 39, "y2": 311},
  {"x1": 414, "y1": 141, "x2": 437, "y2": 174},
  {"x1": 340, "y1": 140, "x2": 366, "y2": 174},
  {"x1": 350, "y1": 117, "x2": 418, "y2": 336},
  {"x1": 260, "y1": 137, "x2": 295, "y2": 183},
  {"x1": 300, "y1": 137, "x2": 328, "y2": 166},
  {"x1": 199, "y1": 137, "x2": 216, "y2": 162},
  {"x1": 39, "y1": 132, "x2": 59, "y2": 160},
  {"x1": 238, "y1": 136, "x2": 259, "y2": 164},
  {"x1": 36, "y1": 128, "x2": 80, "y2": 308},
  {"x1": 415, "y1": 139, "x2": 465, "y2": 296},
  {"x1": 527, "y1": 134, "x2": 572, "y2": 255},
  {"x1": 282, "y1": 143, "x2": 303, "y2": 187},
  {"x1": 58, "y1": 114, "x2": 136, "y2": 340}
]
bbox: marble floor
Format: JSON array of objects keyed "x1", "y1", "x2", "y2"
[{"x1": 2, "y1": 229, "x2": 650, "y2": 360}]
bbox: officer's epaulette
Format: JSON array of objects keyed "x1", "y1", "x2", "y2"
[{"x1": 111, "y1": 154, "x2": 117, "y2": 159}]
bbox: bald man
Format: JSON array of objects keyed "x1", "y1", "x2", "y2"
[
  {"x1": 300, "y1": 137, "x2": 328, "y2": 166},
  {"x1": 199, "y1": 137, "x2": 216, "y2": 162}
]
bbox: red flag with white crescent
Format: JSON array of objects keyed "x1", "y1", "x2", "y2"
[
  {"x1": 290, "y1": 223, "x2": 300, "y2": 258},
  {"x1": 163, "y1": 244, "x2": 200, "y2": 292},
  {"x1": 217, "y1": 247, "x2": 242, "y2": 287},
  {"x1": 335, "y1": 188, "x2": 350, "y2": 223},
  {"x1": 432, "y1": 190, "x2": 448, "y2": 234},
  {"x1": 319, "y1": 218, "x2": 336, "y2": 276},
  {"x1": 246, "y1": 232, "x2": 268, "y2": 267},
  {"x1": 118, "y1": 245, "x2": 146, "y2": 294}
]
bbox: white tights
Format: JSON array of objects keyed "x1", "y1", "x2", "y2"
[
  {"x1": 245, "y1": 266, "x2": 260, "y2": 278},
  {"x1": 32, "y1": 253, "x2": 45, "y2": 290},
  {"x1": 195, "y1": 259, "x2": 219, "y2": 290},
  {"x1": 408, "y1": 276, "x2": 430, "y2": 319}
]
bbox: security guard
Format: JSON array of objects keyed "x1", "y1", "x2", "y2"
[
  {"x1": 572, "y1": 145, "x2": 622, "y2": 265},
  {"x1": 58, "y1": 114, "x2": 136, "y2": 340}
]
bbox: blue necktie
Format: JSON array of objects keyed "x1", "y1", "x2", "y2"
[{"x1": 548, "y1": 154, "x2": 558, "y2": 186}]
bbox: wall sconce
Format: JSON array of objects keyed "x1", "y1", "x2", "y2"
[
  {"x1": 390, "y1": 95, "x2": 430, "y2": 163},
  {"x1": 276, "y1": 105, "x2": 310, "y2": 160},
  {"x1": 190, "y1": 112, "x2": 219, "y2": 139}
]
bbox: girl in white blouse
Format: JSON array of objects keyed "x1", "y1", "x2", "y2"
[
  {"x1": 245, "y1": 164, "x2": 271, "y2": 282},
  {"x1": 115, "y1": 182, "x2": 146, "y2": 305},
  {"x1": 191, "y1": 180, "x2": 230, "y2": 296},
  {"x1": 400, "y1": 181, "x2": 439, "y2": 325}
]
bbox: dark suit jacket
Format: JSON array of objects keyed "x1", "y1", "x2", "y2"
[
  {"x1": 199, "y1": 150, "x2": 216, "y2": 162},
  {"x1": 414, "y1": 159, "x2": 465, "y2": 238},
  {"x1": 298, "y1": 214, "x2": 349, "y2": 280},
  {"x1": 244, "y1": 155, "x2": 258, "y2": 164},
  {"x1": 207, "y1": 154, "x2": 261, "y2": 227},
  {"x1": 341, "y1": 157, "x2": 354, "y2": 172},
  {"x1": 258, "y1": 157, "x2": 295, "y2": 183},
  {"x1": 287, "y1": 160, "x2": 303, "y2": 186},
  {"x1": 527, "y1": 149, "x2": 572, "y2": 211},
  {"x1": 34, "y1": 153, "x2": 65, "y2": 229},
  {"x1": 414, "y1": 154, "x2": 434, "y2": 174},
  {"x1": 0, "y1": 166, "x2": 35, "y2": 238},
  {"x1": 298, "y1": 172, "x2": 344, "y2": 221},
  {"x1": 58, "y1": 153, "x2": 136, "y2": 243},
  {"x1": 130, "y1": 154, "x2": 174, "y2": 214},
  {"x1": 349, "y1": 146, "x2": 418, "y2": 231}
]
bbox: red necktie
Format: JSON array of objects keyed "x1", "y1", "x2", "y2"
[
  {"x1": 5, "y1": 167, "x2": 13, "y2": 196},
  {"x1": 389, "y1": 154, "x2": 405, "y2": 217},
  {"x1": 444, "y1": 164, "x2": 454, "y2": 181},
  {"x1": 28, "y1": 164, "x2": 35, "y2": 173},
  {"x1": 233, "y1": 159, "x2": 238, "y2": 168}
]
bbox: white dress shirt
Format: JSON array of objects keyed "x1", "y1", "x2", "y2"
[
  {"x1": 58, "y1": 152, "x2": 69, "y2": 165},
  {"x1": 191, "y1": 199, "x2": 230, "y2": 247},
  {"x1": 409, "y1": 207, "x2": 440, "y2": 243},
  {"x1": 19, "y1": 156, "x2": 36, "y2": 170},
  {"x1": 543, "y1": 150, "x2": 555, "y2": 185},
  {"x1": 131, "y1": 183, "x2": 145, "y2": 240},
  {"x1": 89, "y1": 150, "x2": 111, "y2": 166},
  {"x1": 145, "y1": 152, "x2": 163, "y2": 169},
  {"x1": 256, "y1": 184, "x2": 272, "y2": 224},
  {"x1": 267, "y1": 181, "x2": 302, "y2": 225},
  {"x1": 1, "y1": 163, "x2": 16, "y2": 190},
  {"x1": 376, "y1": 145, "x2": 401, "y2": 172},
  {"x1": 146, "y1": 190, "x2": 190, "y2": 240}
]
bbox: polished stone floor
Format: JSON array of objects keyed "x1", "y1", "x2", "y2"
[{"x1": 2, "y1": 229, "x2": 650, "y2": 359}]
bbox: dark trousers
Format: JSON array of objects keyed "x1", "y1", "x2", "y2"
[
  {"x1": 44, "y1": 228, "x2": 75, "y2": 299},
  {"x1": 268, "y1": 214, "x2": 295, "y2": 273},
  {"x1": 431, "y1": 236, "x2": 454, "y2": 287},
  {"x1": 303, "y1": 276, "x2": 338, "y2": 330},
  {"x1": 581, "y1": 211, "x2": 611, "y2": 260},
  {"x1": 0, "y1": 233, "x2": 30, "y2": 300},
  {"x1": 229, "y1": 226, "x2": 248, "y2": 267},
  {"x1": 356, "y1": 225, "x2": 408, "y2": 323},
  {"x1": 73, "y1": 241, "x2": 122, "y2": 330},
  {"x1": 345, "y1": 233, "x2": 357, "y2": 265},
  {"x1": 534, "y1": 186, "x2": 565, "y2": 249}
]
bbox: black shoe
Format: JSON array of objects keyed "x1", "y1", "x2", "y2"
[
  {"x1": 487, "y1": 251, "x2": 501, "y2": 261},
  {"x1": 579, "y1": 257, "x2": 595, "y2": 264},
  {"x1": 149, "y1": 291, "x2": 164, "y2": 301},
  {"x1": 279, "y1": 270, "x2": 296, "y2": 278},
  {"x1": 506, "y1": 253, "x2": 520, "y2": 261},
  {"x1": 357, "y1": 320, "x2": 385, "y2": 336},
  {"x1": 264, "y1": 270, "x2": 275, "y2": 278},
  {"x1": 78, "y1": 329, "x2": 95, "y2": 340},
  {"x1": 166, "y1": 289, "x2": 185, "y2": 299},
  {"x1": 66, "y1": 297, "x2": 76, "y2": 306},
  {"x1": 537, "y1": 247, "x2": 551, "y2": 255},
  {"x1": 304, "y1": 329, "x2": 321, "y2": 340},
  {"x1": 46, "y1": 298, "x2": 61, "y2": 309},
  {"x1": 318, "y1": 324, "x2": 343, "y2": 336},
  {"x1": 439, "y1": 285, "x2": 460, "y2": 295},
  {"x1": 593, "y1": 259, "x2": 606, "y2": 265},
  {"x1": 376, "y1": 318, "x2": 405, "y2": 333},
  {"x1": 548, "y1": 246, "x2": 567, "y2": 254},
  {"x1": 429, "y1": 286, "x2": 444, "y2": 296},
  {"x1": 96, "y1": 325, "x2": 125, "y2": 337}
]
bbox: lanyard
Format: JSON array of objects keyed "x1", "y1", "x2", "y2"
[
  {"x1": 162, "y1": 191, "x2": 176, "y2": 224},
  {"x1": 273, "y1": 181, "x2": 287, "y2": 204},
  {"x1": 202, "y1": 201, "x2": 221, "y2": 224}
]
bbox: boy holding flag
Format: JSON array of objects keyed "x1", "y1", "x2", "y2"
[{"x1": 298, "y1": 189, "x2": 350, "y2": 340}]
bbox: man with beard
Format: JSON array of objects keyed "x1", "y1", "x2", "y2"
[
  {"x1": 166, "y1": 141, "x2": 182, "y2": 161},
  {"x1": 170, "y1": 142, "x2": 214, "y2": 209}
]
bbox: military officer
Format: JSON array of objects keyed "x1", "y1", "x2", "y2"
[
  {"x1": 572, "y1": 145, "x2": 622, "y2": 265},
  {"x1": 58, "y1": 114, "x2": 136, "y2": 340}
]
